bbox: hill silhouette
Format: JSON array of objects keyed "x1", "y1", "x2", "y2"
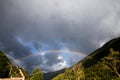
[
  {"x1": 53, "y1": 37, "x2": 120, "y2": 80},
  {"x1": 0, "y1": 51, "x2": 29, "y2": 79},
  {"x1": 0, "y1": 51, "x2": 11, "y2": 78}
]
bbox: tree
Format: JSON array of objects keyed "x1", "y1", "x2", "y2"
[
  {"x1": 0, "y1": 51, "x2": 10, "y2": 78},
  {"x1": 30, "y1": 68, "x2": 43, "y2": 80},
  {"x1": 84, "y1": 61, "x2": 113, "y2": 80},
  {"x1": 52, "y1": 63, "x2": 85, "y2": 80},
  {"x1": 102, "y1": 48, "x2": 120, "y2": 78}
]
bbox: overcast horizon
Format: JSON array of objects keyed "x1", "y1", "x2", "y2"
[{"x1": 0, "y1": 0, "x2": 120, "y2": 73}]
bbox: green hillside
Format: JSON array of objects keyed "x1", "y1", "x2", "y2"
[
  {"x1": 0, "y1": 51, "x2": 11, "y2": 78},
  {"x1": 0, "y1": 51, "x2": 29, "y2": 79},
  {"x1": 52, "y1": 37, "x2": 120, "y2": 80},
  {"x1": 0, "y1": 51, "x2": 44, "y2": 80},
  {"x1": 81, "y1": 37, "x2": 120, "y2": 68}
]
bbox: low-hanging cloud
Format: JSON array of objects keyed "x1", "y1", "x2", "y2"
[{"x1": 0, "y1": 0, "x2": 120, "y2": 72}]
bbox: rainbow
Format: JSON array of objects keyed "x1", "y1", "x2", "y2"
[
  {"x1": 12, "y1": 49, "x2": 87, "y2": 65},
  {"x1": 17, "y1": 49, "x2": 87, "y2": 61}
]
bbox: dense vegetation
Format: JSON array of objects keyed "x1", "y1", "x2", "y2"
[
  {"x1": 53, "y1": 37, "x2": 120, "y2": 80},
  {"x1": 0, "y1": 50, "x2": 44, "y2": 80},
  {"x1": 84, "y1": 48, "x2": 120, "y2": 80},
  {"x1": 52, "y1": 63, "x2": 85, "y2": 80},
  {"x1": 30, "y1": 68, "x2": 44, "y2": 80},
  {"x1": 0, "y1": 51, "x2": 11, "y2": 78},
  {"x1": 0, "y1": 51, "x2": 30, "y2": 79}
]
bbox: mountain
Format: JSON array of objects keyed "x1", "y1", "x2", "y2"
[
  {"x1": 44, "y1": 69, "x2": 65, "y2": 80},
  {"x1": 0, "y1": 51, "x2": 30, "y2": 79},
  {"x1": 81, "y1": 37, "x2": 120, "y2": 68},
  {"x1": 52, "y1": 37, "x2": 120, "y2": 80}
]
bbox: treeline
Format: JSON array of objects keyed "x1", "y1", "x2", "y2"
[
  {"x1": 28, "y1": 68, "x2": 43, "y2": 80},
  {"x1": 0, "y1": 51, "x2": 43, "y2": 80},
  {"x1": 84, "y1": 48, "x2": 120, "y2": 80},
  {"x1": 52, "y1": 63, "x2": 85, "y2": 80},
  {"x1": 52, "y1": 48, "x2": 120, "y2": 80}
]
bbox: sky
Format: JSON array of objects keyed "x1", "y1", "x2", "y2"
[{"x1": 0, "y1": 0, "x2": 120, "y2": 73}]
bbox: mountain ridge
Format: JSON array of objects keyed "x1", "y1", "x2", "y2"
[
  {"x1": 81, "y1": 37, "x2": 120, "y2": 68},
  {"x1": 52, "y1": 37, "x2": 120, "y2": 80},
  {"x1": 0, "y1": 51, "x2": 30, "y2": 79}
]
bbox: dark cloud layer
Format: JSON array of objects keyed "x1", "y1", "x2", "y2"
[{"x1": 0, "y1": 0, "x2": 120, "y2": 72}]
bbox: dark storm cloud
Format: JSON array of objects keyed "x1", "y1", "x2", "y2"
[
  {"x1": 20, "y1": 55, "x2": 44, "y2": 73},
  {"x1": 0, "y1": 3, "x2": 32, "y2": 59},
  {"x1": 0, "y1": 0, "x2": 120, "y2": 72}
]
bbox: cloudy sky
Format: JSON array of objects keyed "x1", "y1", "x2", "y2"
[{"x1": 0, "y1": 0, "x2": 120, "y2": 73}]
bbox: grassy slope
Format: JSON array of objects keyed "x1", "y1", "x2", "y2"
[
  {"x1": 81, "y1": 37, "x2": 120, "y2": 68},
  {"x1": 53, "y1": 37, "x2": 120, "y2": 80}
]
